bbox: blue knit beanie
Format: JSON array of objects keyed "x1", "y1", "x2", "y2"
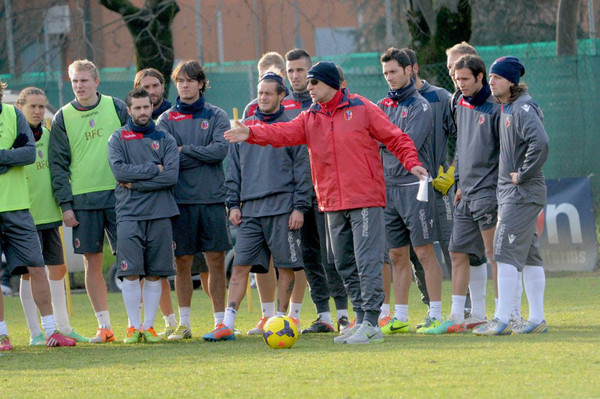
[
  {"x1": 307, "y1": 62, "x2": 340, "y2": 90},
  {"x1": 490, "y1": 56, "x2": 525, "y2": 84}
]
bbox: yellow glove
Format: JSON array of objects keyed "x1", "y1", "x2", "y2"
[{"x1": 432, "y1": 166, "x2": 455, "y2": 195}]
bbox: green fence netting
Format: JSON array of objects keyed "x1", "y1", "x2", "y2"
[{"x1": 2, "y1": 39, "x2": 599, "y2": 208}]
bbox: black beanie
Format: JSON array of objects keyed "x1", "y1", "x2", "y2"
[
  {"x1": 307, "y1": 62, "x2": 340, "y2": 90},
  {"x1": 490, "y1": 56, "x2": 525, "y2": 85}
]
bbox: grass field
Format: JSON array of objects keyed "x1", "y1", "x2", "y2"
[{"x1": 1, "y1": 273, "x2": 599, "y2": 398}]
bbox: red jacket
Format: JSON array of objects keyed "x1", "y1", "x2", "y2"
[{"x1": 247, "y1": 90, "x2": 421, "y2": 212}]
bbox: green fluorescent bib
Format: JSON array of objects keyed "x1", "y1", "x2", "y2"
[
  {"x1": 0, "y1": 104, "x2": 30, "y2": 212},
  {"x1": 63, "y1": 95, "x2": 121, "y2": 195},
  {"x1": 25, "y1": 127, "x2": 62, "y2": 225}
]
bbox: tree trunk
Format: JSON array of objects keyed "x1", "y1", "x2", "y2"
[
  {"x1": 556, "y1": 0, "x2": 580, "y2": 55},
  {"x1": 99, "y1": 0, "x2": 180, "y2": 95}
]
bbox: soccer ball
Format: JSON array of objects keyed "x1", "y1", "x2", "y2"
[{"x1": 262, "y1": 316, "x2": 299, "y2": 349}]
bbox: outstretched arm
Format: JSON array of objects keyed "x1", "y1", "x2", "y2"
[{"x1": 224, "y1": 121, "x2": 250, "y2": 143}]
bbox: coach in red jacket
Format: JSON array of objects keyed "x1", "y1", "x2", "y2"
[{"x1": 225, "y1": 62, "x2": 427, "y2": 344}]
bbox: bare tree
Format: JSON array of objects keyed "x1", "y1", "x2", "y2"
[
  {"x1": 98, "y1": 0, "x2": 179, "y2": 94},
  {"x1": 556, "y1": 0, "x2": 580, "y2": 55},
  {"x1": 350, "y1": 0, "x2": 471, "y2": 64},
  {"x1": 406, "y1": 0, "x2": 472, "y2": 64}
]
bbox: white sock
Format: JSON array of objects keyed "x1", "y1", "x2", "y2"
[
  {"x1": 214, "y1": 312, "x2": 225, "y2": 327},
  {"x1": 469, "y1": 265, "x2": 487, "y2": 320},
  {"x1": 20, "y1": 278, "x2": 43, "y2": 338},
  {"x1": 95, "y1": 311, "x2": 112, "y2": 330},
  {"x1": 523, "y1": 265, "x2": 545, "y2": 324},
  {"x1": 121, "y1": 279, "x2": 142, "y2": 329},
  {"x1": 223, "y1": 307, "x2": 237, "y2": 330},
  {"x1": 317, "y1": 311, "x2": 333, "y2": 325},
  {"x1": 142, "y1": 279, "x2": 162, "y2": 330},
  {"x1": 288, "y1": 302, "x2": 302, "y2": 319},
  {"x1": 163, "y1": 313, "x2": 177, "y2": 327},
  {"x1": 429, "y1": 301, "x2": 442, "y2": 322},
  {"x1": 450, "y1": 295, "x2": 467, "y2": 323},
  {"x1": 41, "y1": 314, "x2": 57, "y2": 337},
  {"x1": 496, "y1": 262, "x2": 518, "y2": 324},
  {"x1": 512, "y1": 271, "x2": 523, "y2": 319},
  {"x1": 262, "y1": 302, "x2": 275, "y2": 318},
  {"x1": 0, "y1": 320, "x2": 8, "y2": 336},
  {"x1": 379, "y1": 304, "x2": 390, "y2": 319},
  {"x1": 276, "y1": 311, "x2": 285, "y2": 317},
  {"x1": 49, "y1": 278, "x2": 71, "y2": 333},
  {"x1": 336, "y1": 308, "x2": 349, "y2": 320},
  {"x1": 395, "y1": 304, "x2": 409, "y2": 323},
  {"x1": 495, "y1": 298, "x2": 498, "y2": 314},
  {"x1": 179, "y1": 307, "x2": 191, "y2": 328}
]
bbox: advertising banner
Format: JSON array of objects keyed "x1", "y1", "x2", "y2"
[{"x1": 539, "y1": 177, "x2": 598, "y2": 272}]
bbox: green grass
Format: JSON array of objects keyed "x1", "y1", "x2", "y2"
[{"x1": 1, "y1": 274, "x2": 599, "y2": 398}]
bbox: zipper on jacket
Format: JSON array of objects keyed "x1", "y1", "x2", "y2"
[{"x1": 329, "y1": 114, "x2": 343, "y2": 209}]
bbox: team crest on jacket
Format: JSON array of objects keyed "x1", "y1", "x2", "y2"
[
  {"x1": 152, "y1": 141, "x2": 160, "y2": 150},
  {"x1": 344, "y1": 110, "x2": 353, "y2": 120},
  {"x1": 478, "y1": 115, "x2": 485, "y2": 125},
  {"x1": 89, "y1": 119, "x2": 95, "y2": 128},
  {"x1": 401, "y1": 107, "x2": 408, "y2": 118},
  {"x1": 121, "y1": 260, "x2": 128, "y2": 271},
  {"x1": 505, "y1": 116, "x2": 511, "y2": 128},
  {"x1": 201, "y1": 120, "x2": 209, "y2": 130},
  {"x1": 74, "y1": 238, "x2": 80, "y2": 248}
]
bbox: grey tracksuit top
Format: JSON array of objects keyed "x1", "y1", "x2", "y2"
[
  {"x1": 156, "y1": 97, "x2": 230, "y2": 205},
  {"x1": 108, "y1": 121, "x2": 180, "y2": 222},
  {"x1": 0, "y1": 105, "x2": 35, "y2": 171},
  {"x1": 225, "y1": 108, "x2": 311, "y2": 218},
  {"x1": 418, "y1": 80, "x2": 456, "y2": 175},
  {"x1": 454, "y1": 87, "x2": 501, "y2": 200},
  {"x1": 378, "y1": 81, "x2": 434, "y2": 186},
  {"x1": 49, "y1": 94, "x2": 128, "y2": 211},
  {"x1": 498, "y1": 93, "x2": 549, "y2": 206}
]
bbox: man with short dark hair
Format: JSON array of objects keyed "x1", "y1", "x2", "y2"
[
  {"x1": 134, "y1": 67, "x2": 178, "y2": 337},
  {"x1": 475, "y1": 57, "x2": 549, "y2": 335},
  {"x1": 225, "y1": 61, "x2": 426, "y2": 344},
  {"x1": 49, "y1": 59, "x2": 128, "y2": 343},
  {"x1": 378, "y1": 47, "x2": 443, "y2": 334},
  {"x1": 108, "y1": 88, "x2": 179, "y2": 343},
  {"x1": 241, "y1": 52, "x2": 290, "y2": 336},
  {"x1": 204, "y1": 72, "x2": 310, "y2": 341},
  {"x1": 157, "y1": 60, "x2": 231, "y2": 340},
  {"x1": 108, "y1": 88, "x2": 179, "y2": 344}
]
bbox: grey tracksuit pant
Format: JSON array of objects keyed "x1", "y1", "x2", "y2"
[
  {"x1": 326, "y1": 207, "x2": 385, "y2": 326},
  {"x1": 302, "y1": 199, "x2": 348, "y2": 314}
]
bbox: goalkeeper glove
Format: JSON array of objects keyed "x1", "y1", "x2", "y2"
[{"x1": 432, "y1": 165, "x2": 455, "y2": 195}]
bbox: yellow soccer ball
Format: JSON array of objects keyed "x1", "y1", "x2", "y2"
[{"x1": 262, "y1": 316, "x2": 299, "y2": 349}]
